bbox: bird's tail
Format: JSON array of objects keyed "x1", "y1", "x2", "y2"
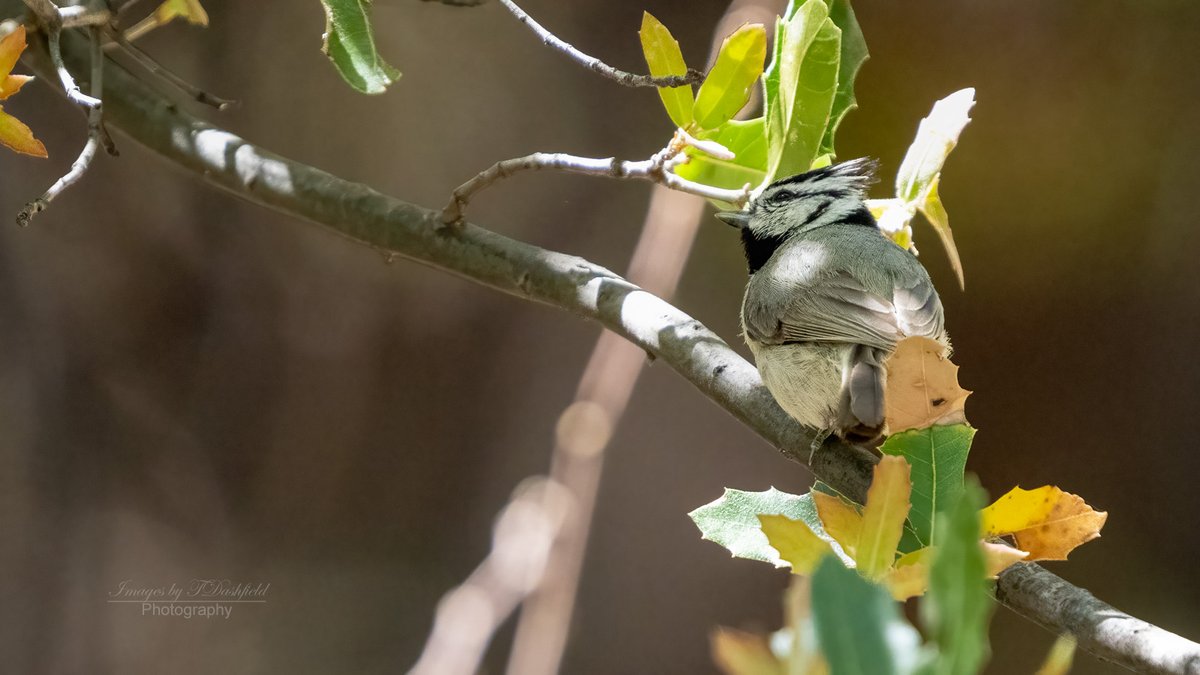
[{"x1": 837, "y1": 345, "x2": 886, "y2": 445}]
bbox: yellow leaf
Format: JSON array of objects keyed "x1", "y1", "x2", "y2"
[
  {"x1": 812, "y1": 491, "x2": 863, "y2": 560},
  {"x1": 759, "y1": 514, "x2": 832, "y2": 575},
  {"x1": 782, "y1": 577, "x2": 829, "y2": 675},
  {"x1": 155, "y1": 0, "x2": 209, "y2": 26},
  {"x1": 1034, "y1": 634, "x2": 1077, "y2": 675},
  {"x1": 884, "y1": 561, "x2": 928, "y2": 601},
  {"x1": 920, "y1": 175, "x2": 965, "y2": 290},
  {"x1": 884, "y1": 336, "x2": 970, "y2": 433},
  {"x1": 639, "y1": 11, "x2": 692, "y2": 128},
  {"x1": 981, "y1": 486, "x2": 1107, "y2": 561},
  {"x1": 857, "y1": 456, "x2": 912, "y2": 579},
  {"x1": 981, "y1": 541, "x2": 1028, "y2": 577},
  {"x1": 711, "y1": 627, "x2": 786, "y2": 675},
  {"x1": 0, "y1": 106, "x2": 47, "y2": 157}
]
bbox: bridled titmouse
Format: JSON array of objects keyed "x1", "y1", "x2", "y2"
[{"x1": 717, "y1": 158, "x2": 950, "y2": 447}]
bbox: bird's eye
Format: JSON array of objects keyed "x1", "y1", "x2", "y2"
[{"x1": 765, "y1": 190, "x2": 796, "y2": 208}]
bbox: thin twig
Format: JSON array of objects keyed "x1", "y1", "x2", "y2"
[
  {"x1": 18, "y1": 23, "x2": 111, "y2": 226},
  {"x1": 496, "y1": 0, "x2": 703, "y2": 88},
  {"x1": 21, "y1": 30, "x2": 1200, "y2": 674},
  {"x1": 441, "y1": 147, "x2": 751, "y2": 226},
  {"x1": 104, "y1": 28, "x2": 233, "y2": 109}
]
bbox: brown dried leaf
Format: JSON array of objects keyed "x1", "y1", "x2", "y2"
[{"x1": 884, "y1": 336, "x2": 970, "y2": 432}]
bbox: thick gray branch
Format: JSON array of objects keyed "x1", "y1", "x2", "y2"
[{"x1": 22, "y1": 28, "x2": 1200, "y2": 675}]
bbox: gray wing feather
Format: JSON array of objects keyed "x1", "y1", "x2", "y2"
[{"x1": 774, "y1": 272, "x2": 944, "y2": 351}]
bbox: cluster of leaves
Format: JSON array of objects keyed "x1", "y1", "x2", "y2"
[
  {"x1": 638, "y1": 0, "x2": 866, "y2": 201},
  {"x1": 691, "y1": 337, "x2": 1106, "y2": 674}
]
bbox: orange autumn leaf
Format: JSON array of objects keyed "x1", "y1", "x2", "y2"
[
  {"x1": 884, "y1": 336, "x2": 970, "y2": 432},
  {"x1": 0, "y1": 26, "x2": 46, "y2": 158},
  {"x1": 981, "y1": 486, "x2": 1107, "y2": 561}
]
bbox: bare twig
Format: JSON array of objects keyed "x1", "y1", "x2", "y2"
[
  {"x1": 104, "y1": 28, "x2": 233, "y2": 109},
  {"x1": 441, "y1": 144, "x2": 751, "y2": 226},
  {"x1": 20, "y1": 29, "x2": 1200, "y2": 675},
  {"x1": 18, "y1": 23, "x2": 111, "y2": 226},
  {"x1": 496, "y1": 0, "x2": 703, "y2": 88}
]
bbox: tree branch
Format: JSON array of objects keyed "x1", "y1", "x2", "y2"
[
  {"x1": 21, "y1": 28, "x2": 1200, "y2": 675},
  {"x1": 495, "y1": 0, "x2": 703, "y2": 88},
  {"x1": 440, "y1": 145, "x2": 750, "y2": 227}
]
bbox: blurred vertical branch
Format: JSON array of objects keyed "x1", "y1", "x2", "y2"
[{"x1": 506, "y1": 4, "x2": 777, "y2": 674}]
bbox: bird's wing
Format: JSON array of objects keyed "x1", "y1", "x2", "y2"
[{"x1": 775, "y1": 272, "x2": 945, "y2": 351}]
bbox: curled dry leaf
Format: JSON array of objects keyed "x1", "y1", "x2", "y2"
[
  {"x1": 981, "y1": 486, "x2": 1107, "y2": 561},
  {"x1": 981, "y1": 541, "x2": 1028, "y2": 577},
  {"x1": 884, "y1": 336, "x2": 970, "y2": 433}
]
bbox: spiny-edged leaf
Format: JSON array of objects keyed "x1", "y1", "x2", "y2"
[
  {"x1": 321, "y1": 0, "x2": 400, "y2": 94},
  {"x1": 920, "y1": 175, "x2": 965, "y2": 289},
  {"x1": 155, "y1": 0, "x2": 208, "y2": 26},
  {"x1": 693, "y1": 23, "x2": 767, "y2": 130},
  {"x1": 766, "y1": 3, "x2": 841, "y2": 181},
  {"x1": 880, "y1": 424, "x2": 975, "y2": 548},
  {"x1": 1034, "y1": 635, "x2": 1077, "y2": 675},
  {"x1": 0, "y1": 107, "x2": 47, "y2": 157},
  {"x1": 818, "y1": 0, "x2": 868, "y2": 157},
  {"x1": 920, "y1": 478, "x2": 992, "y2": 675},
  {"x1": 884, "y1": 336, "x2": 970, "y2": 433},
  {"x1": 981, "y1": 541, "x2": 1028, "y2": 577},
  {"x1": 812, "y1": 491, "x2": 862, "y2": 561},
  {"x1": 712, "y1": 627, "x2": 786, "y2": 675},
  {"x1": 980, "y1": 486, "x2": 1107, "y2": 561},
  {"x1": 674, "y1": 117, "x2": 768, "y2": 204},
  {"x1": 639, "y1": 12, "x2": 693, "y2": 128},
  {"x1": 895, "y1": 88, "x2": 975, "y2": 202},
  {"x1": 856, "y1": 456, "x2": 912, "y2": 579},
  {"x1": 759, "y1": 514, "x2": 833, "y2": 575},
  {"x1": 690, "y1": 488, "x2": 831, "y2": 567},
  {"x1": 811, "y1": 556, "x2": 921, "y2": 675}
]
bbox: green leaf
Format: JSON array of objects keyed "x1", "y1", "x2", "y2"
[
  {"x1": 811, "y1": 557, "x2": 921, "y2": 675},
  {"x1": 693, "y1": 23, "x2": 767, "y2": 130},
  {"x1": 818, "y1": 0, "x2": 868, "y2": 156},
  {"x1": 639, "y1": 12, "x2": 693, "y2": 128},
  {"x1": 690, "y1": 488, "x2": 839, "y2": 567},
  {"x1": 920, "y1": 175, "x2": 965, "y2": 289},
  {"x1": 765, "y1": 7, "x2": 841, "y2": 181},
  {"x1": 674, "y1": 118, "x2": 768, "y2": 202},
  {"x1": 879, "y1": 424, "x2": 975, "y2": 548},
  {"x1": 321, "y1": 0, "x2": 400, "y2": 95},
  {"x1": 920, "y1": 478, "x2": 992, "y2": 675},
  {"x1": 856, "y1": 456, "x2": 912, "y2": 580}
]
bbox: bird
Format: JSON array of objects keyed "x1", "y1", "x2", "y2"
[{"x1": 716, "y1": 158, "x2": 949, "y2": 450}]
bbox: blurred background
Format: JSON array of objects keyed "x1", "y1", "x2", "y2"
[{"x1": 1, "y1": 0, "x2": 1198, "y2": 672}]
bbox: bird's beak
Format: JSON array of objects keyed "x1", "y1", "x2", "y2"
[{"x1": 715, "y1": 211, "x2": 751, "y2": 229}]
